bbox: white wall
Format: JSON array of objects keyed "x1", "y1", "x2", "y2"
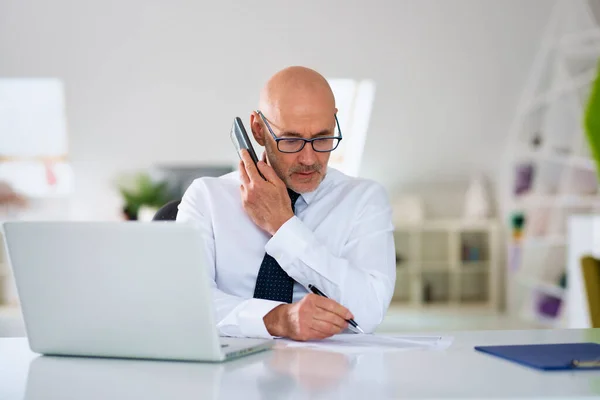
[{"x1": 0, "y1": 0, "x2": 553, "y2": 220}]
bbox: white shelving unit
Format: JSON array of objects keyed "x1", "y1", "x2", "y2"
[
  {"x1": 502, "y1": 0, "x2": 600, "y2": 327},
  {"x1": 392, "y1": 219, "x2": 501, "y2": 311}
]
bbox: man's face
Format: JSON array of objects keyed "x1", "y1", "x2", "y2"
[{"x1": 252, "y1": 107, "x2": 336, "y2": 193}]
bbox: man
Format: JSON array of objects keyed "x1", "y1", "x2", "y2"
[{"x1": 177, "y1": 66, "x2": 395, "y2": 341}]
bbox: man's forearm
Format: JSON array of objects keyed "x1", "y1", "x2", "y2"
[
  {"x1": 213, "y1": 288, "x2": 284, "y2": 338},
  {"x1": 265, "y1": 215, "x2": 396, "y2": 332}
]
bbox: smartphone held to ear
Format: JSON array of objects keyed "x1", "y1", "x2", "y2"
[
  {"x1": 230, "y1": 117, "x2": 264, "y2": 179},
  {"x1": 231, "y1": 117, "x2": 259, "y2": 164}
]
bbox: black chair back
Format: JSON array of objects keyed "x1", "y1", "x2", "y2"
[{"x1": 153, "y1": 199, "x2": 181, "y2": 221}]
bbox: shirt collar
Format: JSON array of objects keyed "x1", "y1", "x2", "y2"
[{"x1": 297, "y1": 169, "x2": 334, "y2": 206}]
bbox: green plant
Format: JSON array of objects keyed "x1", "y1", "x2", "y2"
[
  {"x1": 118, "y1": 173, "x2": 170, "y2": 219},
  {"x1": 585, "y1": 60, "x2": 600, "y2": 181}
]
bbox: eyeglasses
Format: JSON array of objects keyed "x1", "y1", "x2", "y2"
[{"x1": 256, "y1": 110, "x2": 342, "y2": 153}]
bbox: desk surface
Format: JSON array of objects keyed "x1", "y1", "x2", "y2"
[{"x1": 1, "y1": 329, "x2": 599, "y2": 400}]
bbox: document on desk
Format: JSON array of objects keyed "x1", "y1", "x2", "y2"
[{"x1": 279, "y1": 334, "x2": 453, "y2": 354}]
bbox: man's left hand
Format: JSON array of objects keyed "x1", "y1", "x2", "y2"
[{"x1": 239, "y1": 150, "x2": 294, "y2": 236}]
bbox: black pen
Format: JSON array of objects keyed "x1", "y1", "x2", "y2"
[{"x1": 308, "y1": 284, "x2": 365, "y2": 334}]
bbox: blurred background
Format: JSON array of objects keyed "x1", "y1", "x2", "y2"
[{"x1": 1, "y1": 0, "x2": 599, "y2": 337}]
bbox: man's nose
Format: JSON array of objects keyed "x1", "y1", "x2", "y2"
[{"x1": 297, "y1": 142, "x2": 317, "y2": 165}]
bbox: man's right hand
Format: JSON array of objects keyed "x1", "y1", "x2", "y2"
[{"x1": 263, "y1": 293, "x2": 352, "y2": 341}]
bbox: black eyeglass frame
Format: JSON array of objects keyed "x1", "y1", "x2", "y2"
[{"x1": 256, "y1": 110, "x2": 343, "y2": 153}]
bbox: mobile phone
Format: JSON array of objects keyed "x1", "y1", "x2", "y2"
[{"x1": 230, "y1": 117, "x2": 264, "y2": 178}]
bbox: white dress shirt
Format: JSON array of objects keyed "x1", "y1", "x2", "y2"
[{"x1": 176, "y1": 167, "x2": 396, "y2": 338}]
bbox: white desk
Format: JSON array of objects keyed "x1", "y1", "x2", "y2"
[{"x1": 1, "y1": 329, "x2": 599, "y2": 400}]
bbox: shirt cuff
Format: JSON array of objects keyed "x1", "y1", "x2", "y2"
[
  {"x1": 265, "y1": 216, "x2": 311, "y2": 267},
  {"x1": 228, "y1": 298, "x2": 283, "y2": 339}
]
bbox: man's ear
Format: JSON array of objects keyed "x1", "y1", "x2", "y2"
[{"x1": 250, "y1": 111, "x2": 266, "y2": 146}]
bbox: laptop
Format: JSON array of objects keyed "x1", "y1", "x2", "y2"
[{"x1": 2, "y1": 221, "x2": 274, "y2": 362}]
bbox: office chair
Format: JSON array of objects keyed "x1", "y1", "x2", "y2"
[
  {"x1": 581, "y1": 256, "x2": 600, "y2": 328},
  {"x1": 152, "y1": 199, "x2": 181, "y2": 221}
]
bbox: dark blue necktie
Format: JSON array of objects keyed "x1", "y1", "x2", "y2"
[{"x1": 253, "y1": 189, "x2": 301, "y2": 303}]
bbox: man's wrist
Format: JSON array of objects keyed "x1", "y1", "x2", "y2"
[
  {"x1": 264, "y1": 304, "x2": 287, "y2": 336},
  {"x1": 268, "y1": 211, "x2": 294, "y2": 236}
]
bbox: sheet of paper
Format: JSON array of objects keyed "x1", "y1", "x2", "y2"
[
  {"x1": 383, "y1": 335, "x2": 454, "y2": 350},
  {"x1": 278, "y1": 334, "x2": 453, "y2": 354}
]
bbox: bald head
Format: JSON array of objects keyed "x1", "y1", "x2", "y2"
[
  {"x1": 259, "y1": 66, "x2": 336, "y2": 119},
  {"x1": 250, "y1": 66, "x2": 338, "y2": 193}
]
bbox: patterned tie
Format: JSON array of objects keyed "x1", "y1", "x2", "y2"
[{"x1": 253, "y1": 188, "x2": 301, "y2": 303}]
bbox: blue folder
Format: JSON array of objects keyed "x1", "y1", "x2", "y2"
[{"x1": 474, "y1": 343, "x2": 600, "y2": 371}]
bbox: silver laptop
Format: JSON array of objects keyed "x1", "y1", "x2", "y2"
[{"x1": 2, "y1": 221, "x2": 274, "y2": 362}]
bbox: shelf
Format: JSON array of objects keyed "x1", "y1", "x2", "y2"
[
  {"x1": 569, "y1": 156, "x2": 598, "y2": 171},
  {"x1": 515, "y1": 149, "x2": 596, "y2": 171},
  {"x1": 458, "y1": 267, "x2": 489, "y2": 274},
  {"x1": 460, "y1": 260, "x2": 488, "y2": 267},
  {"x1": 520, "y1": 236, "x2": 567, "y2": 247},
  {"x1": 420, "y1": 266, "x2": 451, "y2": 273},
  {"x1": 512, "y1": 194, "x2": 600, "y2": 208},
  {"x1": 521, "y1": 67, "x2": 598, "y2": 115},
  {"x1": 557, "y1": 29, "x2": 600, "y2": 48},
  {"x1": 560, "y1": 44, "x2": 600, "y2": 58},
  {"x1": 517, "y1": 277, "x2": 566, "y2": 299},
  {"x1": 420, "y1": 261, "x2": 450, "y2": 266},
  {"x1": 399, "y1": 265, "x2": 490, "y2": 274},
  {"x1": 392, "y1": 302, "x2": 492, "y2": 312},
  {"x1": 391, "y1": 218, "x2": 500, "y2": 311},
  {"x1": 394, "y1": 219, "x2": 498, "y2": 232}
]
